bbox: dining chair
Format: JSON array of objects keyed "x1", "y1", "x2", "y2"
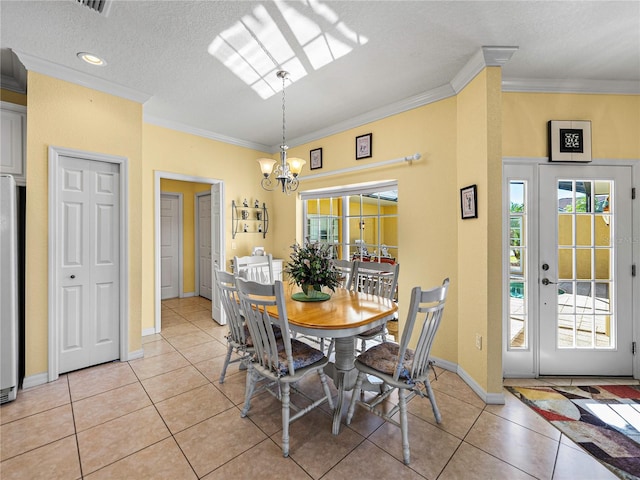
[
  {"x1": 346, "y1": 278, "x2": 450, "y2": 465},
  {"x1": 215, "y1": 268, "x2": 253, "y2": 384},
  {"x1": 350, "y1": 260, "x2": 400, "y2": 352},
  {"x1": 235, "y1": 277, "x2": 335, "y2": 458},
  {"x1": 233, "y1": 254, "x2": 274, "y2": 283}
]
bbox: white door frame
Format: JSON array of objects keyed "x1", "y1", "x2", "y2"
[
  {"x1": 160, "y1": 192, "x2": 184, "y2": 299},
  {"x1": 502, "y1": 157, "x2": 639, "y2": 378},
  {"x1": 154, "y1": 171, "x2": 224, "y2": 334},
  {"x1": 48, "y1": 146, "x2": 129, "y2": 382},
  {"x1": 194, "y1": 190, "x2": 210, "y2": 298}
]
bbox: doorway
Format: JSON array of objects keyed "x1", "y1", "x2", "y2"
[
  {"x1": 48, "y1": 147, "x2": 129, "y2": 381},
  {"x1": 153, "y1": 172, "x2": 224, "y2": 334},
  {"x1": 503, "y1": 161, "x2": 636, "y2": 377}
]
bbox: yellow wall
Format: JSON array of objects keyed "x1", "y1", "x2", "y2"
[
  {"x1": 159, "y1": 179, "x2": 212, "y2": 294},
  {"x1": 24, "y1": 73, "x2": 143, "y2": 377},
  {"x1": 141, "y1": 123, "x2": 276, "y2": 331},
  {"x1": 274, "y1": 97, "x2": 460, "y2": 365}
]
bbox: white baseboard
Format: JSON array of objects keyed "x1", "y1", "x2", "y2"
[
  {"x1": 431, "y1": 356, "x2": 505, "y2": 405},
  {"x1": 181, "y1": 292, "x2": 195, "y2": 298},
  {"x1": 142, "y1": 327, "x2": 158, "y2": 337},
  {"x1": 126, "y1": 349, "x2": 144, "y2": 361},
  {"x1": 22, "y1": 372, "x2": 48, "y2": 389}
]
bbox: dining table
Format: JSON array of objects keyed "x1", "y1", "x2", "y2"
[{"x1": 266, "y1": 286, "x2": 398, "y2": 435}]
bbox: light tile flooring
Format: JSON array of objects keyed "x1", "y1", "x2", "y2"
[{"x1": 0, "y1": 296, "x2": 628, "y2": 479}]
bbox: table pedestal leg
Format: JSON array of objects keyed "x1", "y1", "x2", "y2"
[{"x1": 328, "y1": 337, "x2": 357, "y2": 435}]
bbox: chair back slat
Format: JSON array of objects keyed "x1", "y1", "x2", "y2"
[
  {"x1": 350, "y1": 260, "x2": 399, "y2": 300},
  {"x1": 396, "y1": 279, "x2": 449, "y2": 382},
  {"x1": 234, "y1": 254, "x2": 274, "y2": 284},
  {"x1": 235, "y1": 278, "x2": 294, "y2": 376},
  {"x1": 333, "y1": 259, "x2": 355, "y2": 289},
  {"x1": 215, "y1": 268, "x2": 246, "y2": 344}
]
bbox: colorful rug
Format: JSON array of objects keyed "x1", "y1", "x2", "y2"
[{"x1": 508, "y1": 385, "x2": 640, "y2": 480}]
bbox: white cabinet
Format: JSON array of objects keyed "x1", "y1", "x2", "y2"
[{"x1": 0, "y1": 102, "x2": 26, "y2": 186}]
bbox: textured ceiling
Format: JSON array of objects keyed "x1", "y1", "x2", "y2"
[{"x1": 1, "y1": 1, "x2": 639, "y2": 152}]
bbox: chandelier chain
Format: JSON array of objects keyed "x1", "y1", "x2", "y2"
[{"x1": 281, "y1": 72, "x2": 286, "y2": 149}]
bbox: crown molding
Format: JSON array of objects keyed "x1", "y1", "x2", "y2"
[
  {"x1": 0, "y1": 74, "x2": 26, "y2": 94},
  {"x1": 285, "y1": 83, "x2": 456, "y2": 149},
  {"x1": 13, "y1": 50, "x2": 152, "y2": 104},
  {"x1": 502, "y1": 77, "x2": 640, "y2": 95},
  {"x1": 143, "y1": 114, "x2": 273, "y2": 153},
  {"x1": 450, "y1": 46, "x2": 518, "y2": 94}
]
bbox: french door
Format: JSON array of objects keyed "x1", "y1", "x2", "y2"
[{"x1": 538, "y1": 165, "x2": 633, "y2": 375}]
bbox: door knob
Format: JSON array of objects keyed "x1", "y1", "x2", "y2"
[
  {"x1": 70, "y1": 275, "x2": 76, "y2": 279},
  {"x1": 542, "y1": 263, "x2": 549, "y2": 271},
  {"x1": 541, "y1": 278, "x2": 556, "y2": 285}
]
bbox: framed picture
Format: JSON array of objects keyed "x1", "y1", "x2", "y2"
[
  {"x1": 355, "y1": 133, "x2": 372, "y2": 159},
  {"x1": 460, "y1": 184, "x2": 477, "y2": 219},
  {"x1": 548, "y1": 120, "x2": 592, "y2": 162},
  {"x1": 310, "y1": 147, "x2": 323, "y2": 170}
]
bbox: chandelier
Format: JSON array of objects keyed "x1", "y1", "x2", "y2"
[{"x1": 257, "y1": 71, "x2": 305, "y2": 194}]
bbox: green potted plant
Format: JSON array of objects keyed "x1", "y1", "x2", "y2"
[{"x1": 284, "y1": 241, "x2": 341, "y2": 301}]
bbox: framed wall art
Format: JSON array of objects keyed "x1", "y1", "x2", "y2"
[
  {"x1": 548, "y1": 120, "x2": 592, "y2": 162},
  {"x1": 460, "y1": 184, "x2": 478, "y2": 219},
  {"x1": 310, "y1": 147, "x2": 323, "y2": 170},
  {"x1": 355, "y1": 133, "x2": 372, "y2": 160}
]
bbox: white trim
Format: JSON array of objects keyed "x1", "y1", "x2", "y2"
[
  {"x1": 127, "y1": 349, "x2": 144, "y2": 361},
  {"x1": 14, "y1": 50, "x2": 151, "y2": 104},
  {"x1": 48, "y1": 146, "x2": 130, "y2": 382},
  {"x1": 22, "y1": 372, "x2": 48, "y2": 389},
  {"x1": 502, "y1": 78, "x2": 640, "y2": 95},
  {"x1": 160, "y1": 192, "x2": 184, "y2": 299},
  {"x1": 142, "y1": 328, "x2": 157, "y2": 337},
  {"x1": 431, "y1": 357, "x2": 505, "y2": 405},
  {"x1": 450, "y1": 46, "x2": 518, "y2": 94},
  {"x1": 0, "y1": 101, "x2": 26, "y2": 114},
  {"x1": 300, "y1": 154, "x2": 420, "y2": 182},
  {"x1": 144, "y1": 115, "x2": 272, "y2": 153},
  {"x1": 154, "y1": 171, "x2": 224, "y2": 334}
]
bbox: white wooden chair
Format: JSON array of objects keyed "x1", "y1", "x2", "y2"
[
  {"x1": 325, "y1": 259, "x2": 355, "y2": 357},
  {"x1": 350, "y1": 260, "x2": 400, "y2": 352},
  {"x1": 235, "y1": 278, "x2": 334, "y2": 458},
  {"x1": 215, "y1": 268, "x2": 253, "y2": 383},
  {"x1": 346, "y1": 278, "x2": 449, "y2": 465},
  {"x1": 233, "y1": 254, "x2": 274, "y2": 283}
]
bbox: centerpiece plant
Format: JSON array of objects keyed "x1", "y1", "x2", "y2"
[{"x1": 284, "y1": 241, "x2": 342, "y2": 299}]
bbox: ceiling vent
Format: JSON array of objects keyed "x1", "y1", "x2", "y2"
[{"x1": 75, "y1": 0, "x2": 112, "y2": 16}]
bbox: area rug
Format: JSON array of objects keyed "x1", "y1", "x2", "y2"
[{"x1": 507, "y1": 385, "x2": 640, "y2": 480}]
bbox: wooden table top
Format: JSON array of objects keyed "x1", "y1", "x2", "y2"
[{"x1": 266, "y1": 287, "x2": 397, "y2": 337}]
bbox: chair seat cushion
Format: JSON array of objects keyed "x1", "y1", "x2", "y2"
[
  {"x1": 357, "y1": 342, "x2": 414, "y2": 382},
  {"x1": 357, "y1": 324, "x2": 385, "y2": 339},
  {"x1": 241, "y1": 324, "x2": 282, "y2": 348},
  {"x1": 274, "y1": 339, "x2": 326, "y2": 375}
]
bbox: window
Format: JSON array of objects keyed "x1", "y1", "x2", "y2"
[
  {"x1": 301, "y1": 181, "x2": 398, "y2": 262},
  {"x1": 508, "y1": 181, "x2": 527, "y2": 349}
]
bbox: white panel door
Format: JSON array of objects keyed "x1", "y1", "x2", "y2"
[
  {"x1": 160, "y1": 194, "x2": 180, "y2": 299},
  {"x1": 198, "y1": 193, "x2": 212, "y2": 300},
  {"x1": 59, "y1": 156, "x2": 119, "y2": 373},
  {"x1": 539, "y1": 165, "x2": 633, "y2": 375},
  {"x1": 211, "y1": 183, "x2": 224, "y2": 324}
]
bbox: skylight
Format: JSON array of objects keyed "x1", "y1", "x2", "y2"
[{"x1": 208, "y1": 0, "x2": 368, "y2": 99}]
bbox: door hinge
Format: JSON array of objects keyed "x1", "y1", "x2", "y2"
[
  {"x1": 633, "y1": 342, "x2": 637, "y2": 355},
  {"x1": 633, "y1": 187, "x2": 636, "y2": 200},
  {"x1": 633, "y1": 264, "x2": 637, "y2": 277}
]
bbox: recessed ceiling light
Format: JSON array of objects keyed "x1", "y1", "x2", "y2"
[{"x1": 77, "y1": 52, "x2": 106, "y2": 66}]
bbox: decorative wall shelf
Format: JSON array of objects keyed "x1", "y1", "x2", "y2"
[{"x1": 232, "y1": 200, "x2": 268, "y2": 239}]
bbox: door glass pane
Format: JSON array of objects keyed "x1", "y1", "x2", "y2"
[
  {"x1": 508, "y1": 181, "x2": 527, "y2": 349},
  {"x1": 555, "y1": 178, "x2": 615, "y2": 350}
]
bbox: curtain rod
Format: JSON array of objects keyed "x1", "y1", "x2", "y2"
[{"x1": 299, "y1": 153, "x2": 421, "y2": 181}]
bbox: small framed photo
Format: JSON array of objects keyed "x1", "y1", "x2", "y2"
[
  {"x1": 460, "y1": 184, "x2": 478, "y2": 219},
  {"x1": 310, "y1": 147, "x2": 323, "y2": 170},
  {"x1": 548, "y1": 120, "x2": 592, "y2": 162},
  {"x1": 355, "y1": 133, "x2": 372, "y2": 160}
]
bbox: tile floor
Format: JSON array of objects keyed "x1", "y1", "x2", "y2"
[{"x1": 0, "y1": 296, "x2": 628, "y2": 479}]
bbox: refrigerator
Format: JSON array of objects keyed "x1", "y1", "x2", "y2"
[{"x1": 1, "y1": 174, "x2": 18, "y2": 403}]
